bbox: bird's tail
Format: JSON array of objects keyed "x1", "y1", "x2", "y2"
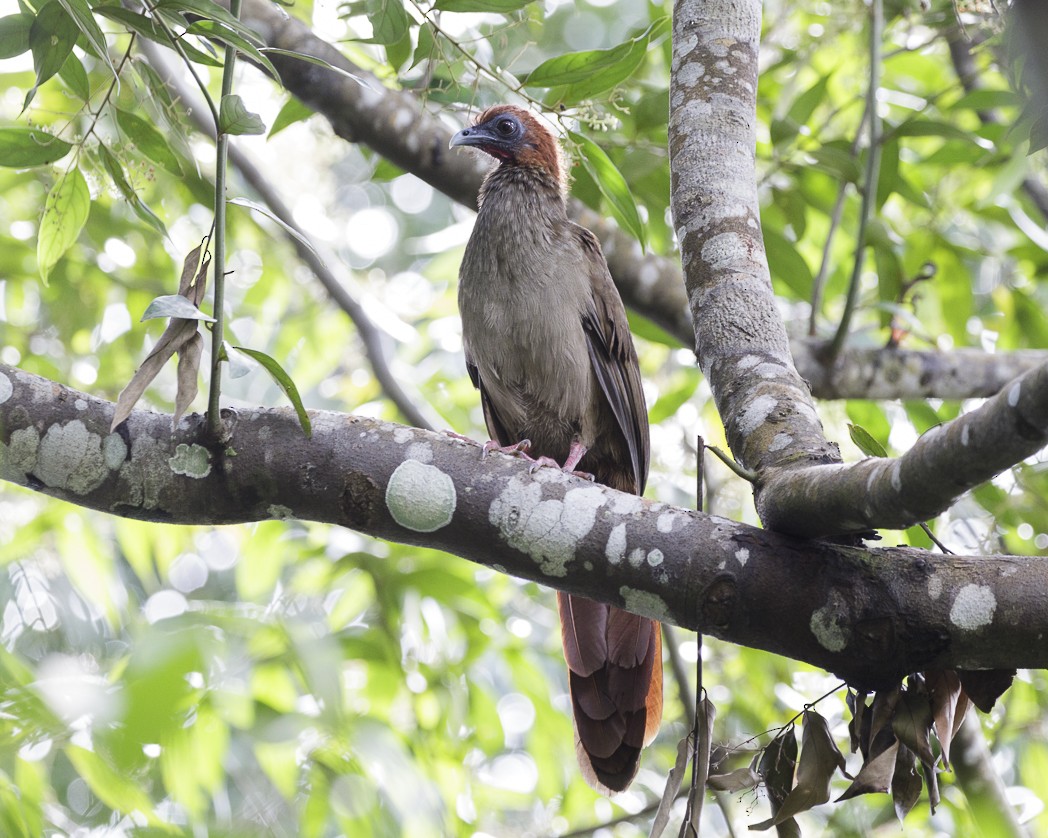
[{"x1": 558, "y1": 592, "x2": 663, "y2": 793}]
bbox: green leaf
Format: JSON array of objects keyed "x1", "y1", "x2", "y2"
[
  {"x1": 260, "y1": 47, "x2": 367, "y2": 87},
  {"x1": 0, "y1": 13, "x2": 33, "y2": 59},
  {"x1": 268, "y1": 96, "x2": 313, "y2": 138},
  {"x1": 807, "y1": 145, "x2": 862, "y2": 183},
  {"x1": 64, "y1": 746, "x2": 164, "y2": 826},
  {"x1": 116, "y1": 108, "x2": 184, "y2": 175},
  {"x1": 155, "y1": 0, "x2": 264, "y2": 41},
  {"x1": 787, "y1": 73, "x2": 832, "y2": 127},
  {"x1": 57, "y1": 51, "x2": 89, "y2": 100},
  {"x1": 763, "y1": 228, "x2": 812, "y2": 299},
  {"x1": 365, "y1": 0, "x2": 409, "y2": 46},
  {"x1": 570, "y1": 131, "x2": 647, "y2": 249},
  {"x1": 848, "y1": 423, "x2": 887, "y2": 458},
  {"x1": 38, "y1": 167, "x2": 90, "y2": 284},
  {"x1": 97, "y1": 143, "x2": 168, "y2": 236},
  {"x1": 27, "y1": 1, "x2": 79, "y2": 107},
  {"x1": 872, "y1": 238, "x2": 903, "y2": 325},
  {"x1": 229, "y1": 197, "x2": 323, "y2": 262},
  {"x1": 185, "y1": 19, "x2": 278, "y2": 78},
  {"x1": 219, "y1": 94, "x2": 266, "y2": 136},
  {"x1": 141, "y1": 294, "x2": 216, "y2": 322},
  {"x1": 231, "y1": 345, "x2": 312, "y2": 437},
  {"x1": 524, "y1": 19, "x2": 665, "y2": 103},
  {"x1": 950, "y1": 89, "x2": 1021, "y2": 113},
  {"x1": 891, "y1": 118, "x2": 981, "y2": 144},
  {"x1": 56, "y1": 0, "x2": 117, "y2": 79},
  {"x1": 434, "y1": 0, "x2": 533, "y2": 11},
  {"x1": 410, "y1": 21, "x2": 436, "y2": 70},
  {"x1": 0, "y1": 127, "x2": 72, "y2": 167}
]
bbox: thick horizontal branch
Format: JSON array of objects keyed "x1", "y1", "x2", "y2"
[
  {"x1": 233, "y1": 0, "x2": 1047, "y2": 402},
  {"x1": 3, "y1": 364, "x2": 1048, "y2": 688},
  {"x1": 758, "y1": 357, "x2": 1048, "y2": 536}
]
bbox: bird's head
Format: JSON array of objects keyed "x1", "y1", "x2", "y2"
[{"x1": 449, "y1": 105, "x2": 562, "y2": 183}]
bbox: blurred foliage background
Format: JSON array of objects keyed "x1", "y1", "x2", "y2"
[{"x1": 1, "y1": 0, "x2": 1048, "y2": 834}]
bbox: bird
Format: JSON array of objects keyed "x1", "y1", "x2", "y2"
[{"x1": 449, "y1": 104, "x2": 662, "y2": 794}]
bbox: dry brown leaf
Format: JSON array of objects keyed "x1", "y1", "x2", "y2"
[
  {"x1": 836, "y1": 740, "x2": 899, "y2": 801},
  {"x1": 708, "y1": 766, "x2": 760, "y2": 792},
  {"x1": 174, "y1": 331, "x2": 203, "y2": 427},
  {"x1": 749, "y1": 710, "x2": 848, "y2": 829},
  {"x1": 957, "y1": 669, "x2": 1015, "y2": 713},
  {"x1": 650, "y1": 734, "x2": 692, "y2": 838},
  {"x1": 891, "y1": 743, "x2": 923, "y2": 821},
  {"x1": 111, "y1": 245, "x2": 212, "y2": 432},
  {"x1": 749, "y1": 727, "x2": 799, "y2": 834},
  {"x1": 111, "y1": 318, "x2": 199, "y2": 431},
  {"x1": 925, "y1": 669, "x2": 962, "y2": 769},
  {"x1": 892, "y1": 687, "x2": 935, "y2": 766},
  {"x1": 847, "y1": 689, "x2": 869, "y2": 756}
]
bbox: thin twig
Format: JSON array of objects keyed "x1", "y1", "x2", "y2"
[
  {"x1": 137, "y1": 43, "x2": 439, "y2": 431},
  {"x1": 825, "y1": 0, "x2": 884, "y2": 364},
  {"x1": 206, "y1": 0, "x2": 243, "y2": 436}
]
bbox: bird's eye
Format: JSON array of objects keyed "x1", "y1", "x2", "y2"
[{"x1": 496, "y1": 118, "x2": 517, "y2": 136}]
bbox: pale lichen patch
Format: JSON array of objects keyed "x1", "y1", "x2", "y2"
[
  {"x1": 386, "y1": 460, "x2": 456, "y2": 533},
  {"x1": 810, "y1": 589, "x2": 851, "y2": 652},
  {"x1": 74, "y1": 399, "x2": 87, "y2": 411},
  {"x1": 606, "y1": 523, "x2": 627, "y2": 565},
  {"x1": 407, "y1": 442, "x2": 433, "y2": 464},
  {"x1": 657, "y1": 511, "x2": 680, "y2": 533},
  {"x1": 628, "y1": 547, "x2": 646, "y2": 568},
  {"x1": 36, "y1": 421, "x2": 107, "y2": 495},
  {"x1": 610, "y1": 492, "x2": 645, "y2": 515},
  {"x1": 618, "y1": 587, "x2": 671, "y2": 622},
  {"x1": 393, "y1": 427, "x2": 413, "y2": 444},
  {"x1": 488, "y1": 477, "x2": 605, "y2": 577},
  {"x1": 735, "y1": 548, "x2": 749, "y2": 567},
  {"x1": 0, "y1": 372, "x2": 11, "y2": 404},
  {"x1": 950, "y1": 584, "x2": 996, "y2": 630},
  {"x1": 103, "y1": 433, "x2": 127, "y2": 470},
  {"x1": 927, "y1": 575, "x2": 942, "y2": 600},
  {"x1": 738, "y1": 395, "x2": 777, "y2": 436},
  {"x1": 646, "y1": 549, "x2": 664, "y2": 567},
  {"x1": 2, "y1": 426, "x2": 40, "y2": 482},
  {"x1": 769, "y1": 433, "x2": 793, "y2": 452},
  {"x1": 169, "y1": 444, "x2": 212, "y2": 478},
  {"x1": 268, "y1": 504, "x2": 295, "y2": 520}
]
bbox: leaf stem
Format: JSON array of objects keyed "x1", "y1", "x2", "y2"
[
  {"x1": 207, "y1": 0, "x2": 242, "y2": 436},
  {"x1": 824, "y1": 0, "x2": 883, "y2": 363}
]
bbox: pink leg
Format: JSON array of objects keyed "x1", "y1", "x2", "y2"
[{"x1": 528, "y1": 441, "x2": 594, "y2": 481}]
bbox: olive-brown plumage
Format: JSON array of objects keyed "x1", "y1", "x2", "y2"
[{"x1": 451, "y1": 105, "x2": 663, "y2": 793}]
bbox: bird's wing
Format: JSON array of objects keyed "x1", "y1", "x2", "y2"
[
  {"x1": 573, "y1": 224, "x2": 650, "y2": 494},
  {"x1": 465, "y1": 350, "x2": 513, "y2": 447}
]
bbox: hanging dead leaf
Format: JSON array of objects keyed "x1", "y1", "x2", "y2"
[
  {"x1": 921, "y1": 755, "x2": 940, "y2": 814},
  {"x1": 847, "y1": 689, "x2": 869, "y2": 756},
  {"x1": 836, "y1": 740, "x2": 899, "y2": 801},
  {"x1": 708, "y1": 766, "x2": 760, "y2": 792},
  {"x1": 892, "y1": 686, "x2": 935, "y2": 766},
  {"x1": 925, "y1": 669, "x2": 963, "y2": 769},
  {"x1": 957, "y1": 669, "x2": 1015, "y2": 713},
  {"x1": 111, "y1": 318, "x2": 199, "y2": 431},
  {"x1": 749, "y1": 726, "x2": 799, "y2": 834},
  {"x1": 174, "y1": 331, "x2": 203, "y2": 427},
  {"x1": 891, "y1": 743, "x2": 922, "y2": 821},
  {"x1": 111, "y1": 244, "x2": 212, "y2": 432},
  {"x1": 650, "y1": 733, "x2": 692, "y2": 838},
  {"x1": 749, "y1": 710, "x2": 848, "y2": 829},
  {"x1": 869, "y1": 686, "x2": 901, "y2": 752}
]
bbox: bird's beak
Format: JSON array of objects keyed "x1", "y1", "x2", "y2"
[{"x1": 449, "y1": 126, "x2": 496, "y2": 150}]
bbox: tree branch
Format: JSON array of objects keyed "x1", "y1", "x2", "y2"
[
  {"x1": 4, "y1": 363, "x2": 1048, "y2": 689},
  {"x1": 232, "y1": 0, "x2": 1048, "y2": 403}
]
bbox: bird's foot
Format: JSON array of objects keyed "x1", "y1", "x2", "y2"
[
  {"x1": 481, "y1": 439, "x2": 533, "y2": 459},
  {"x1": 527, "y1": 441, "x2": 595, "y2": 481}
]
